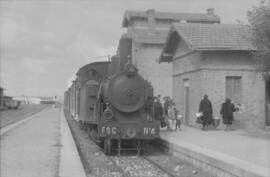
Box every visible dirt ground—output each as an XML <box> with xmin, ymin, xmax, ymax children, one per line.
<box><xmin>0</xmin><ymin>104</ymin><xmax>49</xmax><ymax>128</ymax></box>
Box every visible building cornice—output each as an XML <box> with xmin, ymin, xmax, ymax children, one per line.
<box><xmin>172</xmin><ymin>68</ymin><xmax>256</xmax><ymax>77</ymax></box>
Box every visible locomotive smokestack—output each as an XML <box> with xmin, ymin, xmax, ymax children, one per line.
<box><xmin>109</xmin><ymin>55</ymin><xmax>120</xmax><ymax>75</ymax></box>
<box><xmin>118</xmin><ymin>36</ymin><xmax>132</xmax><ymax>72</ymax></box>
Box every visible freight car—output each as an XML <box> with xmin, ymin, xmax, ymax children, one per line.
<box><xmin>64</xmin><ymin>36</ymin><xmax>160</xmax><ymax>155</ymax></box>
<box><xmin>3</xmin><ymin>96</ymin><xmax>21</xmax><ymax>109</ymax></box>
<box><xmin>0</xmin><ymin>88</ymin><xmax>21</xmax><ymax>110</ymax></box>
<box><xmin>4</xmin><ymin>99</ymin><xmax>21</xmax><ymax>109</ymax></box>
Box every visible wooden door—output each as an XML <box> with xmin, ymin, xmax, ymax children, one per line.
<box><xmin>266</xmin><ymin>81</ymin><xmax>270</xmax><ymax>126</ymax></box>
<box><xmin>85</xmin><ymin>85</ymin><xmax>99</xmax><ymax>122</ymax></box>
<box><xmin>226</xmin><ymin>76</ymin><xmax>242</xmax><ymax>104</ymax></box>
<box><xmin>183</xmin><ymin>80</ymin><xmax>190</xmax><ymax>125</ymax></box>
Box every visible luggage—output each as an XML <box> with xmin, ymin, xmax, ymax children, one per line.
<box><xmin>160</xmin><ymin>117</ymin><xmax>167</xmax><ymax>128</ymax></box>
<box><xmin>213</xmin><ymin>117</ymin><xmax>220</xmax><ymax>127</ymax></box>
<box><xmin>195</xmin><ymin>112</ymin><xmax>203</xmax><ymax>124</ymax></box>
<box><xmin>196</xmin><ymin>117</ymin><xmax>203</xmax><ymax>124</ymax></box>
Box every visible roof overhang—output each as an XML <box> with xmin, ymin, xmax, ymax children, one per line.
<box><xmin>158</xmin><ymin>27</ymin><xmax>186</xmax><ymax>63</ymax></box>
<box><xmin>158</xmin><ymin>24</ymin><xmax>257</xmax><ymax>63</ymax></box>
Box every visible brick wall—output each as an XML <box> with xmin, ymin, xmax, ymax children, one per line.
<box><xmin>132</xmin><ymin>42</ymin><xmax>173</xmax><ymax>98</ymax></box>
<box><xmin>172</xmin><ymin>49</ymin><xmax>202</xmax><ymax>125</ymax></box>
<box><xmin>172</xmin><ymin>51</ymin><xmax>266</xmax><ymax>128</ymax></box>
<box><xmin>202</xmin><ymin>52</ymin><xmax>265</xmax><ymax>128</ymax></box>
<box><xmin>201</xmin><ymin>69</ymin><xmax>265</xmax><ymax>129</ymax></box>
<box><xmin>173</xmin><ymin>71</ymin><xmax>202</xmax><ymax>125</ymax></box>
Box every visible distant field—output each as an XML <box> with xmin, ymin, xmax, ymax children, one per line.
<box><xmin>0</xmin><ymin>104</ymin><xmax>49</xmax><ymax>128</ymax></box>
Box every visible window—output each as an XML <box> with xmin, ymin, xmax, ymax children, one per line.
<box><xmin>225</xmin><ymin>76</ymin><xmax>242</xmax><ymax>104</ymax></box>
<box><xmin>86</xmin><ymin>69</ymin><xmax>97</xmax><ymax>77</ymax></box>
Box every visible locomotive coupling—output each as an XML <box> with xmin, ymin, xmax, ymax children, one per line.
<box><xmin>124</xmin><ymin>127</ymin><xmax>139</xmax><ymax>138</ymax></box>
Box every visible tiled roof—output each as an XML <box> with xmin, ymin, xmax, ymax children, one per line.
<box><xmin>122</xmin><ymin>10</ymin><xmax>220</xmax><ymax>27</ymax></box>
<box><xmin>159</xmin><ymin>23</ymin><xmax>256</xmax><ymax>62</ymax></box>
<box><xmin>172</xmin><ymin>23</ymin><xmax>256</xmax><ymax>51</ymax></box>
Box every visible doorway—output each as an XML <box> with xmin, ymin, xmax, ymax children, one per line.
<box><xmin>183</xmin><ymin>79</ymin><xmax>189</xmax><ymax>125</ymax></box>
<box><xmin>86</xmin><ymin>85</ymin><xmax>99</xmax><ymax>120</ymax></box>
<box><xmin>266</xmin><ymin>80</ymin><xmax>270</xmax><ymax>126</ymax></box>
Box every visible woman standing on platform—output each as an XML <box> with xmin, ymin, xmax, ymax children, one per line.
<box><xmin>220</xmin><ymin>98</ymin><xmax>237</xmax><ymax>131</ymax></box>
<box><xmin>198</xmin><ymin>95</ymin><xmax>213</xmax><ymax>130</ymax></box>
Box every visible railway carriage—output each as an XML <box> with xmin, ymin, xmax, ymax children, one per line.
<box><xmin>64</xmin><ymin>36</ymin><xmax>160</xmax><ymax>155</ymax></box>
<box><xmin>76</xmin><ymin>61</ymin><xmax>110</xmax><ymax>130</ymax></box>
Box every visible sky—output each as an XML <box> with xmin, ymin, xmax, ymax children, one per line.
<box><xmin>0</xmin><ymin>0</ymin><xmax>261</xmax><ymax>98</ymax></box>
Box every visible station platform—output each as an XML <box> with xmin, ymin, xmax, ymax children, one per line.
<box><xmin>59</xmin><ymin>109</ymin><xmax>86</xmax><ymax>177</ymax></box>
<box><xmin>159</xmin><ymin>126</ymin><xmax>270</xmax><ymax>177</ymax></box>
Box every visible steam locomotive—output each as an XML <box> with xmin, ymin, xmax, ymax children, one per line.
<box><xmin>64</xmin><ymin>36</ymin><xmax>160</xmax><ymax>155</ymax></box>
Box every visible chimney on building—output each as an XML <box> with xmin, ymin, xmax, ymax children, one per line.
<box><xmin>206</xmin><ymin>8</ymin><xmax>214</xmax><ymax>15</ymax></box>
<box><xmin>146</xmin><ymin>9</ymin><xmax>155</xmax><ymax>33</ymax></box>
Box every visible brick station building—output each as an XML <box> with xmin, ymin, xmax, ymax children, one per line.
<box><xmin>159</xmin><ymin>23</ymin><xmax>270</xmax><ymax>128</ymax></box>
<box><xmin>121</xmin><ymin>9</ymin><xmax>220</xmax><ymax>98</ymax></box>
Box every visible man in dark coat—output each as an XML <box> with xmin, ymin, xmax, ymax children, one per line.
<box><xmin>153</xmin><ymin>97</ymin><xmax>165</xmax><ymax>127</ymax></box>
<box><xmin>145</xmin><ymin>97</ymin><xmax>155</xmax><ymax>119</ymax></box>
<box><xmin>199</xmin><ymin>95</ymin><xmax>213</xmax><ymax>130</ymax></box>
<box><xmin>220</xmin><ymin>98</ymin><xmax>237</xmax><ymax>131</ymax></box>
<box><xmin>163</xmin><ymin>97</ymin><xmax>170</xmax><ymax>116</ymax></box>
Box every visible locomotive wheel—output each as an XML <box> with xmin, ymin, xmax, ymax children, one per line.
<box><xmin>136</xmin><ymin>140</ymin><xmax>142</xmax><ymax>155</ymax></box>
<box><xmin>104</xmin><ymin>138</ymin><xmax>111</xmax><ymax>155</ymax></box>
<box><xmin>79</xmin><ymin>121</ymin><xmax>83</xmax><ymax>129</ymax></box>
<box><xmin>89</xmin><ymin>129</ymin><xmax>102</xmax><ymax>144</ymax></box>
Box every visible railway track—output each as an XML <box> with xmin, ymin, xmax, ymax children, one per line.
<box><xmin>66</xmin><ymin>112</ymin><xmax>211</xmax><ymax>177</ymax></box>
<box><xmin>97</xmin><ymin>140</ymin><xmax>213</xmax><ymax>177</ymax></box>
<box><xmin>108</xmin><ymin>154</ymin><xmax>172</xmax><ymax>177</ymax></box>
<box><xmin>100</xmin><ymin>142</ymin><xmax>181</xmax><ymax>177</ymax></box>
<box><xmin>142</xmin><ymin>155</ymin><xmax>176</xmax><ymax>177</ymax></box>
<box><xmin>66</xmin><ymin>111</ymin><xmax>173</xmax><ymax>177</ymax></box>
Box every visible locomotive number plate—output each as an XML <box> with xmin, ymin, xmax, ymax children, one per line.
<box><xmin>101</xmin><ymin>126</ymin><xmax>117</xmax><ymax>135</ymax></box>
<box><xmin>143</xmin><ymin>127</ymin><xmax>155</xmax><ymax>135</ymax></box>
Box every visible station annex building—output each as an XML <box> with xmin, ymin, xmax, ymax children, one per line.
<box><xmin>121</xmin><ymin>9</ymin><xmax>220</xmax><ymax>98</ymax></box>
<box><xmin>159</xmin><ymin>23</ymin><xmax>270</xmax><ymax>128</ymax></box>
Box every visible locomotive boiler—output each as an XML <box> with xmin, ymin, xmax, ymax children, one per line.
<box><xmin>64</xmin><ymin>36</ymin><xmax>160</xmax><ymax>155</ymax></box>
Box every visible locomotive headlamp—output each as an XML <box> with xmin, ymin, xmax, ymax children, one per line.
<box><xmin>103</xmin><ymin>106</ymin><xmax>114</xmax><ymax>121</ymax></box>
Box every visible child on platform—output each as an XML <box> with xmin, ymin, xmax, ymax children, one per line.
<box><xmin>168</xmin><ymin>104</ymin><xmax>175</xmax><ymax>131</ymax></box>
<box><xmin>175</xmin><ymin>112</ymin><xmax>182</xmax><ymax>130</ymax></box>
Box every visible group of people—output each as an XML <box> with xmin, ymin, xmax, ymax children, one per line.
<box><xmin>150</xmin><ymin>94</ymin><xmax>238</xmax><ymax>132</ymax></box>
<box><xmin>151</xmin><ymin>95</ymin><xmax>182</xmax><ymax>131</ymax></box>
<box><xmin>198</xmin><ymin>94</ymin><xmax>238</xmax><ymax>131</ymax></box>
